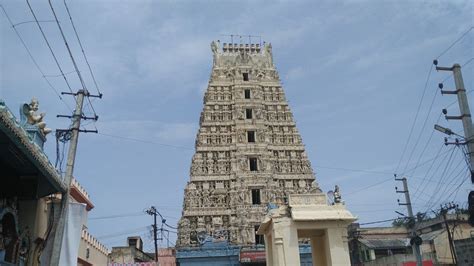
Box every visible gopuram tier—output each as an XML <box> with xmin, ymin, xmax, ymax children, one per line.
<box><xmin>177</xmin><ymin>40</ymin><xmax>321</xmax><ymax>247</ymax></box>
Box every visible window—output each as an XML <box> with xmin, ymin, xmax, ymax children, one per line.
<box><xmin>255</xmin><ymin>225</ymin><xmax>264</xmax><ymax>245</ymax></box>
<box><xmin>252</xmin><ymin>189</ymin><xmax>261</xmax><ymax>205</ymax></box>
<box><xmin>243</xmin><ymin>73</ymin><xmax>249</xmax><ymax>81</ymax></box>
<box><xmin>244</xmin><ymin>89</ymin><xmax>251</xmax><ymax>99</ymax></box>
<box><xmin>246</xmin><ymin>108</ymin><xmax>252</xmax><ymax>119</ymax></box>
<box><xmin>249</xmin><ymin>158</ymin><xmax>258</xmax><ymax>171</ymax></box>
<box><xmin>247</xmin><ymin>131</ymin><xmax>255</xmax><ymax>143</ymax></box>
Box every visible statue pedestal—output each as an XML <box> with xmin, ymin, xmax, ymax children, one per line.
<box><xmin>257</xmin><ymin>193</ymin><xmax>356</xmax><ymax>266</ymax></box>
<box><xmin>23</xmin><ymin>125</ymin><xmax>46</xmax><ymax>149</ymax></box>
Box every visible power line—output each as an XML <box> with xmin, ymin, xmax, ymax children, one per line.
<box><xmin>412</xmin><ymin>143</ymin><xmax>447</xmax><ymax>201</ymax></box>
<box><xmin>401</xmin><ymin>79</ymin><xmax>441</xmax><ymax>175</ymax></box>
<box><xmin>12</xmin><ymin>19</ymin><xmax>55</xmax><ymax>27</ymax></box>
<box><xmin>97</xmin><ymin>132</ymin><xmax>194</xmax><ymax>150</ymax></box>
<box><xmin>164</xmin><ymin>222</ymin><xmax>178</xmax><ymax>230</ymax></box>
<box><xmin>434</xmin><ymin>164</ymin><xmax>469</xmax><ymax>206</ymax></box>
<box><xmin>89</xmin><ymin>212</ymin><xmax>145</xmax><ymax>220</ymax></box>
<box><xmin>0</xmin><ymin>4</ymin><xmax>72</xmax><ymax>112</ymax></box>
<box><xmin>63</xmin><ymin>0</ymin><xmax>101</xmax><ymax>95</ymax></box>
<box><xmin>445</xmin><ymin>170</ymin><xmax>470</xmax><ymax>202</ymax></box>
<box><xmin>422</xmin><ymin>147</ymin><xmax>458</xmax><ymax>212</ymax></box>
<box><xmin>47</xmin><ymin>0</ymin><xmax>87</xmax><ymax>91</ymax></box>
<box><xmin>395</xmin><ymin>64</ymin><xmax>434</xmax><ymax>174</ymax></box>
<box><xmin>436</xmin><ymin>26</ymin><xmax>473</xmax><ymax>60</ymax></box>
<box><xmin>25</xmin><ymin>0</ymin><xmax>74</xmax><ymax>93</ymax></box>
<box><xmin>359</xmin><ymin>218</ymin><xmax>398</xmax><ymax>226</ymax></box>
<box><xmin>345</xmin><ymin>177</ymin><xmax>393</xmax><ymax>197</ymax></box>
<box><xmin>404</xmin><ymin>146</ymin><xmax>453</xmax><ymax>173</ymax></box>
<box><xmin>405</xmin><ymin>113</ymin><xmax>443</xmax><ymax>177</ymax></box>
<box><xmin>345</xmin><ymin>148</ymin><xmax>454</xmax><ymax>197</ymax></box>
<box><xmin>43</xmin><ymin>70</ymin><xmax>77</xmax><ymax>78</ymax></box>
<box><xmin>96</xmin><ymin>226</ymin><xmax>150</xmax><ymax>240</ymax></box>
<box><xmin>313</xmin><ymin>165</ymin><xmax>392</xmax><ymax>175</ymax></box>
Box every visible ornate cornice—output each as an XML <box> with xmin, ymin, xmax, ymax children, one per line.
<box><xmin>0</xmin><ymin>100</ymin><xmax>66</xmax><ymax>193</ymax></box>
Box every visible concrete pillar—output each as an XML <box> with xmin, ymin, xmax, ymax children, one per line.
<box><xmin>310</xmin><ymin>236</ymin><xmax>327</xmax><ymax>266</ymax></box>
<box><xmin>264</xmin><ymin>233</ymin><xmax>274</xmax><ymax>266</ymax></box>
<box><xmin>274</xmin><ymin>237</ymin><xmax>284</xmax><ymax>266</ymax></box>
<box><xmin>325</xmin><ymin>228</ymin><xmax>351</xmax><ymax>266</ymax></box>
<box><xmin>277</xmin><ymin>222</ymin><xmax>300</xmax><ymax>265</ymax></box>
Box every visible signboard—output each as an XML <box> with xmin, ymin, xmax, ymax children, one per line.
<box><xmin>403</xmin><ymin>261</ymin><xmax>433</xmax><ymax>266</ymax></box>
<box><xmin>109</xmin><ymin>263</ymin><xmax>157</xmax><ymax>266</ymax></box>
<box><xmin>240</xmin><ymin>251</ymin><xmax>266</xmax><ymax>263</ymax></box>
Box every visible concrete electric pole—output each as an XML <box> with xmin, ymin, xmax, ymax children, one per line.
<box><xmin>436</xmin><ymin>63</ymin><xmax>474</xmax><ymax>182</ymax></box>
<box><xmin>395</xmin><ymin>175</ymin><xmax>423</xmax><ymax>266</ymax></box>
<box><xmin>50</xmin><ymin>89</ymin><xmax>100</xmax><ymax>265</ymax></box>
<box><xmin>146</xmin><ymin>206</ymin><xmax>164</xmax><ymax>263</ymax></box>
<box><xmin>440</xmin><ymin>202</ymin><xmax>458</xmax><ymax>265</ymax></box>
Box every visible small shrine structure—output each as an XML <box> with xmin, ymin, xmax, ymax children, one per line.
<box><xmin>257</xmin><ymin>192</ymin><xmax>356</xmax><ymax>266</ymax></box>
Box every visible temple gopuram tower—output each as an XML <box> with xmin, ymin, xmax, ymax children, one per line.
<box><xmin>177</xmin><ymin>39</ymin><xmax>320</xmax><ymax>249</ymax></box>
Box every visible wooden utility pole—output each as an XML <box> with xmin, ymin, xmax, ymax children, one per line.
<box><xmin>396</xmin><ymin>176</ymin><xmax>423</xmax><ymax>266</ymax></box>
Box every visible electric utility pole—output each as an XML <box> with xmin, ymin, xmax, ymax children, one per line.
<box><xmin>435</xmin><ymin>62</ymin><xmax>474</xmax><ymax>182</ymax></box>
<box><xmin>50</xmin><ymin>89</ymin><xmax>100</xmax><ymax>266</ymax></box>
<box><xmin>146</xmin><ymin>206</ymin><xmax>163</xmax><ymax>263</ymax></box>
<box><xmin>395</xmin><ymin>175</ymin><xmax>423</xmax><ymax>266</ymax></box>
<box><xmin>440</xmin><ymin>202</ymin><xmax>458</xmax><ymax>265</ymax></box>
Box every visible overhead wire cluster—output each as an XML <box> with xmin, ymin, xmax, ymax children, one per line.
<box><xmin>394</xmin><ymin>27</ymin><xmax>474</xmax><ymax>220</ymax></box>
<box><xmin>2</xmin><ymin>1</ymin><xmax>104</xmax><ymax>175</ymax></box>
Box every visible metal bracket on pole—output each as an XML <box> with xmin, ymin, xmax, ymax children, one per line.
<box><xmin>394</xmin><ymin>176</ymin><xmax>423</xmax><ymax>266</ymax></box>
<box><xmin>61</xmin><ymin>91</ymin><xmax>102</xmax><ymax>98</ymax></box>
<box><xmin>436</xmin><ymin>63</ymin><xmax>474</xmax><ymax>183</ymax></box>
<box><xmin>57</xmin><ymin>114</ymin><xmax>99</xmax><ymax>121</ymax></box>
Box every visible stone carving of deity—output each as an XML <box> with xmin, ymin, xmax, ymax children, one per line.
<box><xmin>237</xmin><ymin>109</ymin><xmax>245</xmax><ymax>120</ymax></box>
<box><xmin>258</xmin><ymin>158</ymin><xmax>265</xmax><ymax>171</ymax></box>
<box><xmin>274</xmin><ymin>161</ymin><xmax>281</xmax><ymax>172</ymax></box>
<box><xmin>253</xmin><ymin>89</ymin><xmax>262</xmax><ymax>99</ymax></box>
<box><xmin>265</xmin><ymin>43</ymin><xmax>273</xmax><ymax>65</ymax></box>
<box><xmin>303</xmin><ymin>161</ymin><xmax>311</xmax><ymax>172</ymax></box>
<box><xmin>26</xmin><ymin>98</ymin><xmax>52</xmax><ymax>135</ymax></box>
<box><xmin>240</xmin><ymin>227</ymin><xmax>252</xmax><ymax>244</ymax></box>
<box><xmin>239</xmin><ymin>158</ymin><xmax>248</xmax><ymax>171</ymax></box>
<box><xmin>334</xmin><ymin>185</ymin><xmax>342</xmax><ymax>204</ymax></box>
<box><xmin>216</xmin><ymin>194</ymin><xmax>226</xmax><ymax>206</ymax></box>
<box><xmin>191</xmin><ymin>163</ymin><xmax>200</xmax><ymax>175</ymax></box>
<box><xmin>298</xmin><ymin>180</ymin><xmax>306</xmax><ymax>189</ymax></box>
<box><xmin>258</xmin><ymin>131</ymin><xmax>265</xmax><ymax>142</ymax></box>
<box><xmin>202</xmin><ymin>190</ymin><xmax>211</xmax><ymax>207</ymax></box>
<box><xmin>211</xmin><ymin>41</ymin><xmax>220</xmax><ymax>66</ymax></box>
<box><xmin>269</xmin><ymin>112</ymin><xmax>276</xmax><ymax>121</ymax></box>
<box><xmin>197</xmin><ymin>217</ymin><xmax>206</xmax><ymax>230</ymax></box>
<box><xmin>238</xmin><ymin>190</ymin><xmax>246</xmax><ymax>204</ymax></box>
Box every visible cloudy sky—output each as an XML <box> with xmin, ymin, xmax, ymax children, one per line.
<box><xmin>1</xmin><ymin>0</ymin><xmax>473</xmax><ymax>251</ymax></box>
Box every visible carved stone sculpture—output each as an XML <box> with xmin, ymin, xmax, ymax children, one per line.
<box><xmin>26</xmin><ymin>98</ymin><xmax>52</xmax><ymax>135</ymax></box>
<box><xmin>334</xmin><ymin>185</ymin><xmax>342</xmax><ymax>204</ymax></box>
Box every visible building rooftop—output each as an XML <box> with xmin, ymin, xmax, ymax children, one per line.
<box><xmin>359</xmin><ymin>238</ymin><xmax>409</xmax><ymax>249</ymax></box>
<box><xmin>0</xmin><ymin>99</ymin><xmax>66</xmax><ymax>196</ymax></box>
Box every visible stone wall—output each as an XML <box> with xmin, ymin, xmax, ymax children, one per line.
<box><xmin>455</xmin><ymin>237</ymin><xmax>474</xmax><ymax>265</ymax></box>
